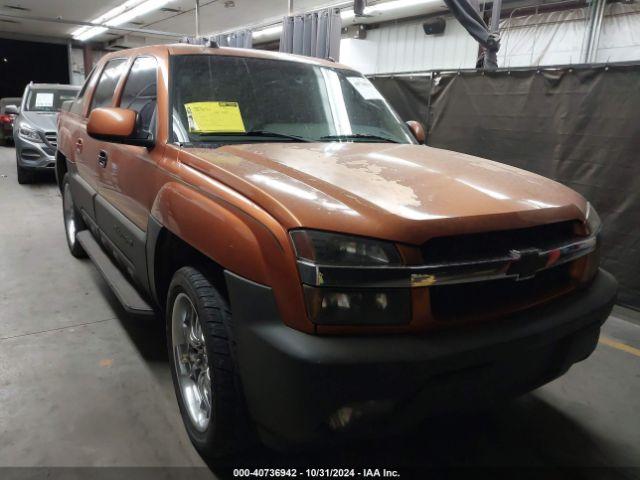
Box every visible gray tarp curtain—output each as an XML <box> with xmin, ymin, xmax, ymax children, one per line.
<box><xmin>370</xmin><ymin>65</ymin><xmax>640</xmax><ymax>309</ymax></box>
<box><xmin>214</xmin><ymin>30</ymin><xmax>253</xmax><ymax>48</ymax></box>
<box><xmin>280</xmin><ymin>8</ymin><xmax>342</xmax><ymax>60</ymax></box>
<box><xmin>443</xmin><ymin>0</ymin><xmax>500</xmax><ymax>68</ymax></box>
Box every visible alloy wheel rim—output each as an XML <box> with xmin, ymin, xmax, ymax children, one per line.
<box><xmin>63</xmin><ymin>183</ymin><xmax>77</xmax><ymax>247</ymax></box>
<box><xmin>171</xmin><ymin>292</ymin><xmax>212</xmax><ymax>432</ymax></box>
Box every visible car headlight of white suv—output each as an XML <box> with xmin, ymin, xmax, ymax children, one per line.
<box><xmin>18</xmin><ymin>124</ymin><xmax>44</xmax><ymax>143</ymax></box>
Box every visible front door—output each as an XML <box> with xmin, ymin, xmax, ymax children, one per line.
<box><xmin>95</xmin><ymin>56</ymin><xmax>160</xmax><ymax>289</ymax></box>
<box><xmin>74</xmin><ymin>58</ymin><xmax>129</xmax><ymax>222</ymax></box>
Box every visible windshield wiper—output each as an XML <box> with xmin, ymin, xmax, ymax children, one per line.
<box><xmin>231</xmin><ymin>130</ymin><xmax>312</xmax><ymax>142</ymax></box>
<box><xmin>319</xmin><ymin>134</ymin><xmax>399</xmax><ymax>143</ymax></box>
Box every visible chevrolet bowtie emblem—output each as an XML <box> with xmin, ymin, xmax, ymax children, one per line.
<box><xmin>508</xmin><ymin>248</ymin><xmax>550</xmax><ymax>280</ymax></box>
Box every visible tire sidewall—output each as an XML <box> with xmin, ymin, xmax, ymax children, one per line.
<box><xmin>166</xmin><ymin>272</ymin><xmax>217</xmax><ymax>450</ymax></box>
<box><xmin>62</xmin><ymin>174</ymin><xmax>86</xmax><ymax>258</ymax></box>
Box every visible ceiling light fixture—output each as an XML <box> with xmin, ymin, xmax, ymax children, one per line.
<box><xmin>72</xmin><ymin>0</ymin><xmax>174</xmax><ymax>42</ymax></box>
<box><xmin>340</xmin><ymin>0</ymin><xmax>440</xmax><ymax>22</ymax></box>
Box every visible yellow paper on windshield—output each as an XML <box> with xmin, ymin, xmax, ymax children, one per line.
<box><xmin>184</xmin><ymin>101</ymin><xmax>246</xmax><ymax>134</ymax></box>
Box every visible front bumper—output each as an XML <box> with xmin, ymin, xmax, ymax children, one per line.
<box><xmin>14</xmin><ymin>135</ymin><xmax>56</xmax><ymax>169</ymax></box>
<box><xmin>225</xmin><ymin>269</ymin><xmax>617</xmax><ymax>448</ymax></box>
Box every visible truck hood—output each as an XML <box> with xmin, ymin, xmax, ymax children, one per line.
<box><xmin>18</xmin><ymin>111</ymin><xmax>58</xmax><ymax>132</ymax></box>
<box><xmin>184</xmin><ymin>143</ymin><xmax>587</xmax><ymax>244</ymax></box>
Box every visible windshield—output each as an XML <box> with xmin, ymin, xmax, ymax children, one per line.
<box><xmin>170</xmin><ymin>55</ymin><xmax>414</xmax><ymax>145</ymax></box>
<box><xmin>24</xmin><ymin>88</ymin><xmax>79</xmax><ymax>112</ymax></box>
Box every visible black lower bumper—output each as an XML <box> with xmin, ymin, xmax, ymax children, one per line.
<box><xmin>225</xmin><ymin>269</ymin><xmax>617</xmax><ymax>448</ymax></box>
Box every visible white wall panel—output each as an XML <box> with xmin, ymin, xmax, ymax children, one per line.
<box><xmin>498</xmin><ymin>3</ymin><xmax>640</xmax><ymax>67</ymax></box>
<box><xmin>595</xmin><ymin>3</ymin><xmax>640</xmax><ymax>63</ymax></box>
<box><xmin>340</xmin><ymin>2</ymin><xmax>640</xmax><ymax>75</ymax></box>
<box><xmin>340</xmin><ymin>39</ymin><xmax>380</xmax><ymax>74</ymax></box>
<box><xmin>363</xmin><ymin>17</ymin><xmax>478</xmax><ymax>74</ymax></box>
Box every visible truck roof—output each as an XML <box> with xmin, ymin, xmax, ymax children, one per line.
<box><xmin>99</xmin><ymin>43</ymin><xmax>356</xmax><ymax>72</ymax></box>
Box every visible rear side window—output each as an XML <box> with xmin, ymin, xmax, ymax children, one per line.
<box><xmin>119</xmin><ymin>56</ymin><xmax>158</xmax><ymax>140</ymax></box>
<box><xmin>90</xmin><ymin>58</ymin><xmax>128</xmax><ymax>111</ymax></box>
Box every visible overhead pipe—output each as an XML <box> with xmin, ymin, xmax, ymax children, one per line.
<box><xmin>489</xmin><ymin>0</ymin><xmax>503</xmax><ymax>32</ymax></box>
<box><xmin>195</xmin><ymin>0</ymin><xmax>201</xmax><ymax>37</ymax></box>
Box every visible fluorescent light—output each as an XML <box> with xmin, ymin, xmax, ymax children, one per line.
<box><xmin>339</xmin><ymin>0</ymin><xmax>440</xmax><ymax>22</ymax></box>
<box><xmin>75</xmin><ymin>27</ymin><xmax>108</xmax><ymax>42</ymax></box>
<box><xmin>72</xmin><ymin>0</ymin><xmax>173</xmax><ymax>41</ymax></box>
<box><xmin>252</xmin><ymin>25</ymin><xmax>283</xmax><ymax>39</ymax></box>
<box><xmin>106</xmin><ymin>0</ymin><xmax>174</xmax><ymax>27</ymax></box>
<box><xmin>71</xmin><ymin>0</ymin><xmax>142</xmax><ymax>37</ymax></box>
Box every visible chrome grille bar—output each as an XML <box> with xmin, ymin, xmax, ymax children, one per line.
<box><xmin>298</xmin><ymin>235</ymin><xmax>598</xmax><ymax>288</ymax></box>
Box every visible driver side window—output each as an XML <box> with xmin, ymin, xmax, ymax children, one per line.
<box><xmin>119</xmin><ymin>56</ymin><xmax>158</xmax><ymax>140</ymax></box>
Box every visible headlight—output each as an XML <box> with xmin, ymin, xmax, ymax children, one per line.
<box><xmin>303</xmin><ymin>286</ymin><xmax>411</xmax><ymax>325</ymax></box>
<box><xmin>585</xmin><ymin>202</ymin><xmax>602</xmax><ymax>236</ymax></box>
<box><xmin>19</xmin><ymin>125</ymin><xmax>43</xmax><ymax>143</ymax></box>
<box><xmin>291</xmin><ymin>230</ymin><xmax>410</xmax><ymax>326</ymax></box>
<box><xmin>290</xmin><ymin>229</ymin><xmax>402</xmax><ymax>266</ymax></box>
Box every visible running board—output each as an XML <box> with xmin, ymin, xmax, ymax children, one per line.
<box><xmin>77</xmin><ymin>230</ymin><xmax>154</xmax><ymax>316</ymax></box>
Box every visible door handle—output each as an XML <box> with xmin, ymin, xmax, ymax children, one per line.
<box><xmin>75</xmin><ymin>139</ymin><xmax>83</xmax><ymax>153</ymax></box>
<box><xmin>98</xmin><ymin>150</ymin><xmax>108</xmax><ymax>168</ymax></box>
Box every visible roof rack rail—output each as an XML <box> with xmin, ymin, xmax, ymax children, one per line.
<box><xmin>180</xmin><ymin>36</ymin><xmax>219</xmax><ymax>48</ymax></box>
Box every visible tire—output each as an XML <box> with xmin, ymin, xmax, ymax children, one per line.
<box><xmin>167</xmin><ymin>266</ymin><xmax>252</xmax><ymax>460</ymax></box>
<box><xmin>16</xmin><ymin>162</ymin><xmax>33</xmax><ymax>184</ymax></box>
<box><xmin>61</xmin><ymin>174</ymin><xmax>87</xmax><ymax>258</ymax></box>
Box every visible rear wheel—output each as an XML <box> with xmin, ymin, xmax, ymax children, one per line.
<box><xmin>62</xmin><ymin>174</ymin><xmax>87</xmax><ymax>258</ymax></box>
<box><xmin>167</xmin><ymin>267</ymin><xmax>252</xmax><ymax>460</ymax></box>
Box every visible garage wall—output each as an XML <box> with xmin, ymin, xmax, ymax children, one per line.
<box><xmin>341</xmin><ymin>16</ymin><xmax>478</xmax><ymax>75</ymax></box>
<box><xmin>340</xmin><ymin>2</ymin><xmax>640</xmax><ymax>75</ymax></box>
<box><xmin>498</xmin><ymin>2</ymin><xmax>640</xmax><ymax>67</ymax></box>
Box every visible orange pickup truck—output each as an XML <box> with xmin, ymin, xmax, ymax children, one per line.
<box><xmin>56</xmin><ymin>43</ymin><xmax>617</xmax><ymax>458</ymax></box>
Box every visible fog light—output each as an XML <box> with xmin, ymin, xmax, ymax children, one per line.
<box><xmin>329</xmin><ymin>407</ymin><xmax>354</xmax><ymax>430</ymax></box>
<box><xmin>304</xmin><ymin>286</ymin><xmax>411</xmax><ymax>325</ymax></box>
<box><xmin>328</xmin><ymin>400</ymin><xmax>395</xmax><ymax>431</ymax></box>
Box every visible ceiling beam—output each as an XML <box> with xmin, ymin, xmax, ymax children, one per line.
<box><xmin>0</xmin><ymin>12</ymin><xmax>186</xmax><ymax>39</ymax></box>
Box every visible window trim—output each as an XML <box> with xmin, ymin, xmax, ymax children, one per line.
<box><xmin>88</xmin><ymin>57</ymin><xmax>129</xmax><ymax>113</ymax></box>
<box><xmin>117</xmin><ymin>55</ymin><xmax>159</xmax><ymax>142</ymax></box>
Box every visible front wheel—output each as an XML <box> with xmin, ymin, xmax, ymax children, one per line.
<box><xmin>62</xmin><ymin>174</ymin><xmax>87</xmax><ymax>258</ymax></box>
<box><xmin>16</xmin><ymin>163</ymin><xmax>33</xmax><ymax>184</ymax></box>
<box><xmin>167</xmin><ymin>267</ymin><xmax>252</xmax><ymax>460</ymax></box>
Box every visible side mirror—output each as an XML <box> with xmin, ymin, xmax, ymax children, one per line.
<box><xmin>87</xmin><ymin>107</ymin><xmax>154</xmax><ymax>148</ymax></box>
<box><xmin>406</xmin><ymin>120</ymin><xmax>426</xmax><ymax>144</ymax></box>
<box><xmin>5</xmin><ymin>105</ymin><xmax>19</xmax><ymax>115</ymax></box>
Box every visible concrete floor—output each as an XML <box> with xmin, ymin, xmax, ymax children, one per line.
<box><xmin>0</xmin><ymin>145</ymin><xmax>639</xmax><ymax>477</ymax></box>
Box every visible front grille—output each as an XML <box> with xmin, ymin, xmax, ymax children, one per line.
<box><xmin>430</xmin><ymin>262</ymin><xmax>577</xmax><ymax>323</ymax></box>
<box><xmin>422</xmin><ymin>221</ymin><xmax>581</xmax><ymax>263</ymax></box>
<box><xmin>44</xmin><ymin>131</ymin><xmax>57</xmax><ymax>147</ymax></box>
<box><xmin>423</xmin><ymin>221</ymin><xmax>585</xmax><ymax>324</ymax></box>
